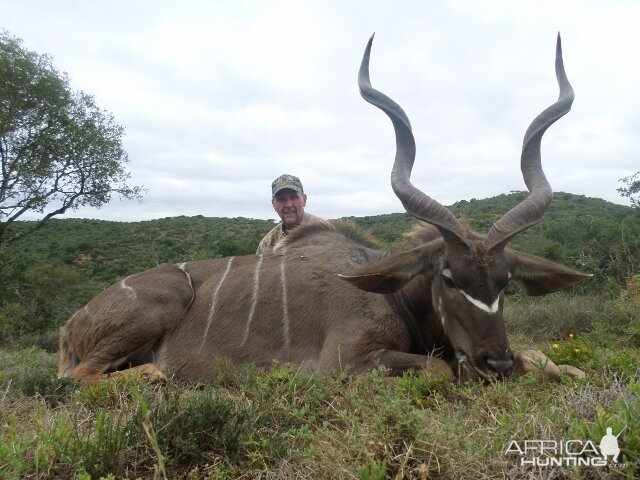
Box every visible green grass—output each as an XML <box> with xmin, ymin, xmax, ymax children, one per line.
<box><xmin>1</xmin><ymin>289</ymin><xmax>639</xmax><ymax>479</ymax></box>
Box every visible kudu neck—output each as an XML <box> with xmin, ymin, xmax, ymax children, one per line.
<box><xmin>390</xmin><ymin>274</ymin><xmax>453</xmax><ymax>358</ymax></box>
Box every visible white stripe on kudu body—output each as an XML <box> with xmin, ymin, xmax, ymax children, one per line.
<box><xmin>242</xmin><ymin>254</ymin><xmax>263</xmax><ymax>346</ymax></box>
<box><xmin>120</xmin><ymin>277</ymin><xmax>137</xmax><ymax>299</ymax></box>
<box><xmin>199</xmin><ymin>256</ymin><xmax>235</xmax><ymax>351</ymax></box>
<box><xmin>280</xmin><ymin>257</ymin><xmax>290</xmax><ymax>355</ymax></box>
<box><xmin>177</xmin><ymin>262</ymin><xmax>195</xmax><ymax>308</ymax></box>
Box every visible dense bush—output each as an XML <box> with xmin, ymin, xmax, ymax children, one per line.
<box><xmin>0</xmin><ymin>193</ymin><xmax>638</xmax><ymax>347</ymax></box>
<box><xmin>0</xmin><ymin>216</ymin><xmax>275</xmax><ymax>345</ymax></box>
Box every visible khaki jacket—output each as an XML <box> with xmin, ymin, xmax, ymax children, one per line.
<box><xmin>256</xmin><ymin>212</ymin><xmax>324</xmax><ymax>254</ymax></box>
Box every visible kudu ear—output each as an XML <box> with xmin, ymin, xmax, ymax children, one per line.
<box><xmin>505</xmin><ymin>249</ymin><xmax>591</xmax><ymax>296</ymax></box>
<box><xmin>338</xmin><ymin>240</ymin><xmax>443</xmax><ymax>294</ymax></box>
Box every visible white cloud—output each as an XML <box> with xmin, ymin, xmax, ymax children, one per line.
<box><xmin>3</xmin><ymin>0</ymin><xmax>639</xmax><ymax>223</ymax></box>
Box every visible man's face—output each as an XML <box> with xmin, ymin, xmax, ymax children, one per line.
<box><xmin>272</xmin><ymin>189</ymin><xmax>307</xmax><ymax>228</ymax></box>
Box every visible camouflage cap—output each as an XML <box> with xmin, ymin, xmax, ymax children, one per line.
<box><xmin>271</xmin><ymin>174</ymin><xmax>304</xmax><ymax>196</ymax></box>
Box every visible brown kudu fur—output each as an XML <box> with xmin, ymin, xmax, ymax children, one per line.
<box><xmin>58</xmin><ymin>35</ymin><xmax>590</xmax><ymax>383</ymax></box>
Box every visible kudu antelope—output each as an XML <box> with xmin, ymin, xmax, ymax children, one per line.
<box><xmin>59</xmin><ymin>34</ymin><xmax>589</xmax><ymax>383</ymax></box>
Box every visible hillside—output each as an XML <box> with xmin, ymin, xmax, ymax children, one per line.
<box><xmin>3</xmin><ymin>192</ymin><xmax>639</xmax><ymax>286</ymax></box>
<box><xmin>3</xmin><ymin>216</ymin><xmax>276</xmax><ymax>285</ymax></box>
<box><xmin>344</xmin><ymin>192</ymin><xmax>639</xmax><ymax>285</ymax></box>
<box><xmin>0</xmin><ymin>192</ymin><xmax>638</xmax><ymax>342</ymax></box>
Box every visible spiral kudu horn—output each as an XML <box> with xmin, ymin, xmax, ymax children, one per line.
<box><xmin>358</xmin><ymin>34</ymin><xmax>574</xmax><ymax>253</ymax></box>
<box><xmin>483</xmin><ymin>33</ymin><xmax>574</xmax><ymax>252</ymax></box>
<box><xmin>358</xmin><ymin>34</ymin><xmax>469</xmax><ymax>248</ymax></box>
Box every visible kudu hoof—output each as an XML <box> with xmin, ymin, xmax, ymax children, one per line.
<box><xmin>514</xmin><ymin>350</ymin><xmax>585</xmax><ymax>381</ymax></box>
<box><xmin>131</xmin><ymin>364</ymin><xmax>168</xmax><ymax>383</ymax></box>
<box><xmin>514</xmin><ymin>350</ymin><xmax>561</xmax><ymax>379</ymax></box>
<box><xmin>556</xmin><ymin>364</ymin><xmax>586</xmax><ymax>379</ymax></box>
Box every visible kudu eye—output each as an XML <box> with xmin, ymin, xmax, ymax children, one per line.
<box><xmin>441</xmin><ymin>270</ymin><xmax>457</xmax><ymax>289</ymax></box>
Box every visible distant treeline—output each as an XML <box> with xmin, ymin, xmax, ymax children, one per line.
<box><xmin>349</xmin><ymin>192</ymin><xmax>639</xmax><ymax>288</ymax></box>
<box><xmin>0</xmin><ymin>192</ymin><xmax>638</xmax><ymax>343</ymax></box>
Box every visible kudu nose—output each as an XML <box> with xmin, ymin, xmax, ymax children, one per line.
<box><xmin>486</xmin><ymin>358</ymin><xmax>513</xmax><ymax>374</ymax></box>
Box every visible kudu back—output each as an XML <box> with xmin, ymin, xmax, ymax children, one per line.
<box><xmin>59</xmin><ymin>35</ymin><xmax>589</xmax><ymax>383</ymax></box>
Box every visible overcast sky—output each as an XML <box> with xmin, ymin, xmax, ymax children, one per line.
<box><xmin>3</xmin><ymin>0</ymin><xmax>639</xmax><ymax>222</ymax></box>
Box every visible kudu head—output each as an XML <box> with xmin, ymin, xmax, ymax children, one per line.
<box><xmin>340</xmin><ymin>34</ymin><xmax>590</xmax><ymax>379</ymax></box>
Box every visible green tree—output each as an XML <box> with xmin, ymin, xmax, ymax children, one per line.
<box><xmin>0</xmin><ymin>31</ymin><xmax>142</xmax><ymax>252</ymax></box>
<box><xmin>618</xmin><ymin>171</ymin><xmax>640</xmax><ymax>209</ymax></box>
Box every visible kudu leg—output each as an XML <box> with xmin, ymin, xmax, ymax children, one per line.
<box><xmin>514</xmin><ymin>350</ymin><xmax>585</xmax><ymax>380</ymax></box>
<box><xmin>367</xmin><ymin>349</ymin><xmax>454</xmax><ymax>380</ymax></box>
<box><xmin>71</xmin><ymin>362</ymin><xmax>167</xmax><ymax>384</ymax></box>
<box><xmin>58</xmin><ymin>263</ymin><xmax>194</xmax><ymax>383</ymax></box>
